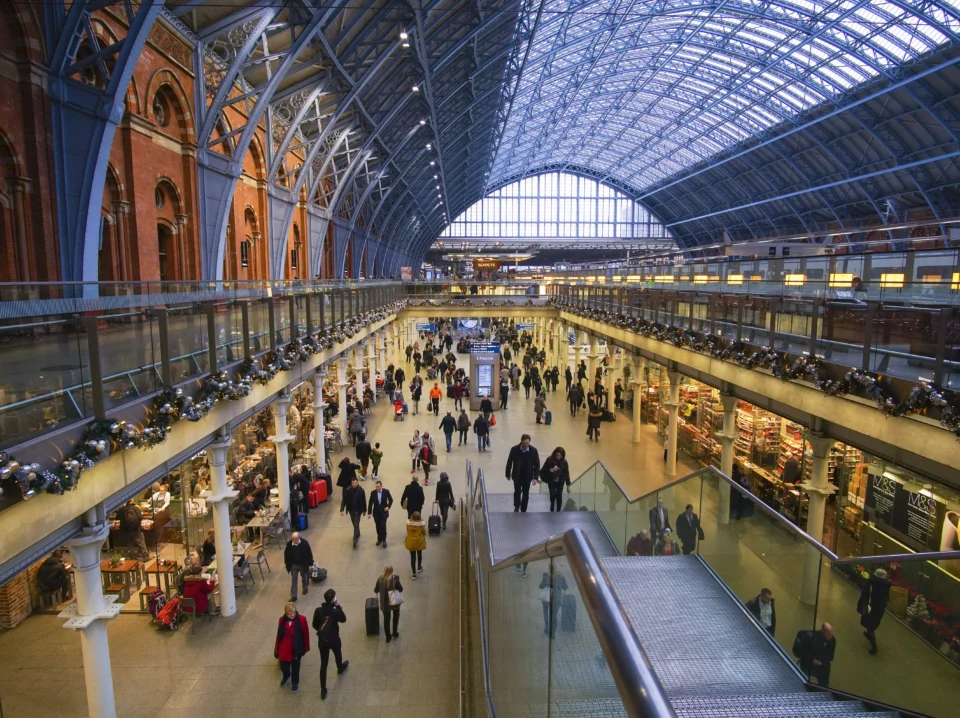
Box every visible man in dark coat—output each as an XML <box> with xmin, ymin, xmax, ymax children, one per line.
<box><xmin>355</xmin><ymin>437</ymin><xmax>372</xmax><ymax>478</ymax></box>
<box><xmin>505</xmin><ymin>434</ymin><xmax>541</xmax><ymax>513</ymax></box>
<box><xmin>400</xmin><ymin>476</ymin><xmax>425</xmax><ymax>518</ymax></box>
<box><xmin>479</xmin><ymin>394</ymin><xmax>493</xmax><ymax>421</ymax></box>
<box><xmin>648</xmin><ymin>496</ymin><xmax>671</xmax><ymax>540</ymax></box>
<box><xmin>284</xmin><ymin>532</ymin><xmax>314</xmax><ymax>601</ymax></box>
<box><xmin>473</xmin><ymin>414</ymin><xmax>489</xmax><ymax>451</ymax></box>
<box><xmin>312</xmin><ymin>588</ymin><xmax>349</xmax><ymax>700</ymax></box>
<box><xmin>339</xmin><ymin>477</ymin><xmax>367</xmax><ymax>549</ymax></box>
<box><xmin>439</xmin><ymin>410</ymin><xmax>457</xmax><ymax>452</ymax></box>
<box><xmin>367</xmin><ymin>479</ymin><xmax>393</xmax><ymax>547</ymax></box>
<box><xmin>675</xmin><ymin>504</ymin><xmax>703</xmax><ymax>555</ymax></box>
<box><xmin>799</xmin><ymin>623</ymin><xmax>836</xmax><ymax>686</ymax></box>
<box><xmin>858</xmin><ymin>568</ymin><xmax>891</xmax><ymax>654</ymax></box>
<box><xmin>746</xmin><ymin>588</ymin><xmax>776</xmax><ymax>635</ymax></box>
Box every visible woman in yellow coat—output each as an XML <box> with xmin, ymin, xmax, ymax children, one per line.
<box><xmin>405</xmin><ymin>511</ymin><xmax>427</xmax><ymax>579</ymax></box>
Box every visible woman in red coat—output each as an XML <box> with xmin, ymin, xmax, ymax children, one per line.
<box><xmin>274</xmin><ymin>601</ymin><xmax>310</xmax><ymax>693</ymax></box>
<box><xmin>182</xmin><ymin>566</ymin><xmax>215</xmax><ymax>615</ymax></box>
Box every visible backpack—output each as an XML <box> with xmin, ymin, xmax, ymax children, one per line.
<box><xmin>792</xmin><ymin>630</ymin><xmax>813</xmax><ymax>659</ymax></box>
<box><xmin>120</xmin><ymin>505</ymin><xmax>140</xmax><ymax>532</ymax></box>
<box><xmin>318</xmin><ymin>608</ymin><xmax>337</xmax><ymax>643</ymax></box>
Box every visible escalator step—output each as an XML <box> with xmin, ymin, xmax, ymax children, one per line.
<box><xmin>672</xmin><ymin>693</ymin><xmax>881</xmax><ymax>717</ymax></box>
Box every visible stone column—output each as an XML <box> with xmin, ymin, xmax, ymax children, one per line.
<box><xmin>586</xmin><ymin>334</ymin><xmax>599</xmax><ymax>387</ymax></box>
<box><xmin>337</xmin><ymin>356</ymin><xmax>349</xmax><ymax>443</ymax></box>
<box><xmin>355</xmin><ymin>342</ymin><xmax>366</xmax><ymax>404</ymax></box>
<box><xmin>715</xmin><ymin>393</ymin><xmax>739</xmax><ymax>525</ymax></box>
<box><xmin>664</xmin><ymin>370</ymin><xmax>681</xmax><ymax>477</ymax></box>
<box><xmin>112</xmin><ymin>200</ymin><xmax>130</xmax><ymax>281</ymax></box>
<box><xmin>800</xmin><ymin>434</ymin><xmax>837</xmax><ymax>605</ymax></box>
<box><xmin>205</xmin><ymin>437</ymin><xmax>239</xmax><ymax>616</ymax></box>
<box><xmin>367</xmin><ymin>338</ymin><xmax>378</xmax><ymax>402</ymax></box>
<box><xmin>313</xmin><ymin>369</ymin><xmax>328</xmax><ymax>471</ymax></box>
<box><xmin>268</xmin><ymin>391</ymin><xmax>295</xmax><ymax>520</ymax></box>
<box><xmin>63</xmin><ymin>521</ymin><xmax>121</xmax><ymax>718</ymax></box>
<box><xmin>574</xmin><ymin>331</ymin><xmax>583</xmax><ymax>377</ymax></box>
<box><xmin>630</xmin><ymin>356</ymin><xmax>643</xmax><ymax>443</ymax></box>
<box><xmin>10</xmin><ymin>177</ymin><xmax>32</xmax><ymax>282</ymax></box>
<box><xmin>175</xmin><ymin>213</ymin><xmax>189</xmax><ymax>280</ymax></box>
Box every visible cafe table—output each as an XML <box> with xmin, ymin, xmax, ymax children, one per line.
<box><xmin>100</xmin><ymin>559</ymin><xmax>141</xmax><ymax>603</ymax></box>
<box><xmin>143</xmin><ymin>559</ymin><xmax>179</xmax><ymax>596</ymax></box>
<box><xmin>245</xmin><ymin>507</ymin><xmax>280</xmax><ymax>548</ymax></box>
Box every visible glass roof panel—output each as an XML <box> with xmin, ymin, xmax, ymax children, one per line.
<box><xmin>488</xmin><ymin>0</ymin><xmax>960</xmax><ymax>194</ymax></box>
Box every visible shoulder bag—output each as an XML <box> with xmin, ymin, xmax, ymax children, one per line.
<box><xmin>388</xmin><ymin>576</ymin><xmax>405</xmax><ymax>607</ymax></box>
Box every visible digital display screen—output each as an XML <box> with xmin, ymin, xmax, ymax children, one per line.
<box><xmin>476</xmin><ymin>364</ymin><xmax>493</xmax><ymax>397</ymax></box>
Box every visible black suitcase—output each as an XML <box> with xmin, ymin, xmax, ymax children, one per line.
<box><xmin>601</xmin><ymin>410</ymin><xmax>617</xmax><ymax>422</ymax></box>
<box><xmin>428</xmin><ymin>502</ymin><xmax>442</xmax><ymax>535</ymax></box>
<box><xmin>314</xmin><ymin>470</ymin><xmax>333</xmax><ymax>496</ymax></box>
<box><xmin>561</xmin><ymin>594</ymin><xmax>577</xmax><ymax>631</ymax></box>
<box><xmin>365</xmin><ymin>597</ymin><xmax>380</xmax><ymax>636</ymax></box>
<box><xmin>447</xmin><ymin>384</ymin><xmax>455</xmax><ymax>398</ymax></box>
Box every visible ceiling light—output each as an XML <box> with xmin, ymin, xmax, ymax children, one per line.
<box><xmin>402</xmin><ymin>41</ymin><xmax>410</xmax><ymax>48</ymax></box>
<box><xmin>436</xmin><ymin>185</ymin><xmax>440</xmax><ymax>189</ymax></box>
<box><xmin>419</xmin><ymin>119</ymin><xmax>426</xmax><ymax>125</ymax></box>
<box><xmin>430</xmin><ymin>161</ymin><xmax>435</xmax><ymax>166</ymax></box>
<box><xmin>426</xmin><ymin>143</ymin><xmax>432</xmax><ymax>150</ymax></box>
<box><xmin>433</xmin><ymin>174</ymin><xmax>438</xmax><ymax>179</ymax></box>
<box><xmin>400</xmin><ymin>30</ymin><xmax>408</xmax><ymax>40</ymax></box>
<box><xmin>411</xmin><ymin>85</ymin><xmax>419</xmax><ymax>92</ymax></box>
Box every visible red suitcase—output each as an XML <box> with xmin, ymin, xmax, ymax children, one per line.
<box><xmin>314</xmin><ymin>481</ymin><xmax>328</xmax><ymax>503</ymax></box>
<box><xmin>308</xmin><ymin>490</ymin><xmax>319</xmax><ymax>508</ymax></box>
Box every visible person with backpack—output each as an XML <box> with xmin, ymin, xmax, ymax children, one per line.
<box><xmin>275</xmin><ymin>601</ymin><xmax>310</xmax><ymax>693</ymax></box>
<box><xmin>435</xmin><ymin>471</ymin><xmax>455</xmax><ymax>530</ymax></box>
<box><xmin>370</xmin><ymin>442</ymin><xmax>384</xmax><ymax>480</ymax></box>
<box><xmin>457</xmin><ymin>410</ymin><xmax>471</xmax><ymax>446</ymax></box>
<box><xmin>405</xmin><ymin>511</ymin><xmax>427</xmax><ymax>579</ymax></box>
<box><xmin>400</xmin><ymin>475</ymin><xmax>425</xmax><ymax>519</ymax></box>
<box><xmin>795</xmin><ymin>622</ymin><xmax>836</xmax><ymax>686</ymax></box>
<box><xmin>312</xmin><ymin>589</ymin><xmax>349</xmax><ymax>700</ymax></box>
<box><xmin>120</xmin><ymin>500</ymin><xmax>149</xmax><ymax>559</ymax></box>
<box><xmin>374</xmin><ymin>564</ymin><xmax>404</xmax><ymax>643</ymax></box>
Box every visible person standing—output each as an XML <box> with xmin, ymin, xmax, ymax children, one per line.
<box><xmin>435</xmin><ymin>471</ymin><xmax>455</xmax><ymax>529</ymax></box>
<box><xmin>410</xmin><ymin>379</ymin><xmax>422</xmax><ymax>415</ymax></box>
<box><xmin>120</xmin><ymin>499</ymin><xmax>149</xmax><ymax>560</ymax></box>
<box><xmin>409</xmin><ymin>430</ymin><xmax>423</xmax><ymax>473</ymax></box>
<box><xmin>655</xmin><ymin>528</ymin><xmax>681</xmax><ymax>555</ymax></box>
<box><xmin>564</xmin><ymin>366</ymin><xmax>572</xmax><ymax>393</ymax></box>
<box><xmin>538</xmin><ymin>570</ymin><xmax>568</xmax><ymax>637</ymax></box>
<box><xmin>511</xmin><ymin>363</ymin><xmax>521</xmax><ymax>390</ymax></box>
<box><xmin>539</xmin><ymin>447</ymin><xmax>571</xmax><ymax>512</ymax></box>
<box><xmin>370</xmin><ymin>442</ymin><xmax>384</xmax><ymax>480</ymax></box>
<box><xmin>473</xmin><ymin>413</ymin><xmax>489</xmax><ymax>452</ymax></box>
<box><xmin>746</xmin><ymin>588</ymin><xmax>776</xmax><ymax>636</ymax></box>
<box><xmin>340</xmin><ymin>477</ymin><xmax>367</xmax><ymax>549</ymax></box>
<box><xmin>505</xmin><ymin>434</ymin><xmax>541</xmax><ymax>513</ymax></box>
<box><xmin>367</xmin><ymin>480</ymin><xmax>393</xmax><ymax>547</ymax></box>
<box><xmin>429</xmin><ymin>382</ymin><xmax>443</xmax><ymax>416</ymax></box>
<box><xmin>405</xmin><ymin>344</ymin><xmax>413</xmax><ymax>363</ymax></box>
<box><xmin>355</xmin><ymin>436</ymin><xmax>372</xmax><ymax>479</ymax></box>
<box><xmin>284</xmin><ymin>532</ymin><xmax>314</xmax><ymax>602</ymax></box>
<box><xmin>499</xmin><ymin>380</ymin><xmax>509</xmax><ymax>410</ymax></box>
<box><xmin>675</xmin><ymin>504</ymin><xmax>703</xmax><ymax>555</ymax></box>
<box><xmin>457</xmin><ymin>409</ymin><xmax>471</xmax><ymax>446</ymax></box>
<box><xmin>375</xmin><ymin>564</ymin><xmax>403</xmax><ymax>643</ymax></box>
<box><xmin>799</xmin><ymin>623</ymin><xmax>836</xmax><ymax>686</ymax></box>
<box><xmin>401</xmin><ymin>475</ymin><xmax>425</xmax><ymax>519</ymax></box>
<box><xmin>649</xmin><ymin>497</ymin><xmax>671</xmax><ymax>540</ymax></box>
<box><xmin>858</xmin><ymin>568</ymin><xmax>891</xmax><ymax>654</ymax></box>
<box><xmin>312</xmin><ymin>589</ymin><xmax>349</xmax><ymax>700</ymax></box>
<box><xmin>275</xmin><ymin>601</ymin><xmax>310</xmax><ymax>693</ymax></box>
<box><xmin>614</xmin><ymin>379</ymin><xmax>624</xmax><ymax>410</ymax></box>
<box><xmin>534</xmin><ymin>392</ymin><xmax>547</xmax><ymax>424</ymax></box>
<box><xmin>453</xmin><ymin>381</ymin><xmax>464</xmax><ymax>411</ymax></box>
<box><xmin>587</xmin><ymin>402</ymin><xmax>603</xmax><ymax>441</ymax></box>
<box><xmin>405</xmin><ymin>511</ymin><xmax>427</xmax><ymax>579</ymax></box>
<box><xmin>439</xmin><ymin>410</ymin><xmax>457</xmax><ymax>452</ymax></box>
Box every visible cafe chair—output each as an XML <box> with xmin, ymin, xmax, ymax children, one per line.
<box><xmin>38</xmin><ymin>588</ymin><xmax>63</xmax><ymax>610</ymax></box>
<box><xmin>233</xmin><ymin>563</ymin><xmax>253</xmax><ymax>593</ymax></box>
<box><xmin>253</xmin><ymin>549</ymin><xmax>270</xmax><ymax>581</ymax></box>
<box><xmin>263</xmin><ymin>523</ymin><xmax>287</xmax><ymax>550</ymax></box>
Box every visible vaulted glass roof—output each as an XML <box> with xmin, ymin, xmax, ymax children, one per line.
<box><xmin>487</xmin><ymin>0</ymin><xmax>960</xmax><ymax>195</ymax></box>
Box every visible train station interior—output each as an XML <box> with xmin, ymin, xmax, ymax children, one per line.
<box><xmin>0</xmin><ymin>1</ymin><xmax>959</xmax><ymax>716</ymax></box>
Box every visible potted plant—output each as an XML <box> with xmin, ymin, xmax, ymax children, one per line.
<box><xmin>109</xmin><ymin>552</ymin><xmax>121</xmax><ymax>568</ymax></box>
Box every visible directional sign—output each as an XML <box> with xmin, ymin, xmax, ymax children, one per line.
<box><xmin>516</xmin><ymin>323</ymin><xmax>535</xmax><ymax>330</ymax></box>
<box><xmin>470</xmin><ymin>341</ymin><xmax>501</xmax><ymax>354</ymax></box>
<box><xmin>416</xmin><ymin>323</ymin><xmax>436</xmax><ymax>332</ymax></box>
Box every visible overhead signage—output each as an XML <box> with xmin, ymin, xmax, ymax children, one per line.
<box><xmin>416</xmin><ymin>323</ymin><xmax>436</xmax><ymax>332</ymax></box>
<box><xmin>864</xmin><ymin>472</ymin><xmax>949</xmax><ymax>551</ymax></box>
<box><xmin>516</xmin><ymin>323</ymin><xmax>535</xmax><ymax>330</ymax></box>
<box><xmin>474</xmin><ymin>260</ymin><xmax>499</xmax><ymax>270</ymax></box>
<box><xmin>470</xmin><ymin>341</ymin><xmax>501</xmax><ymax>354</ymax></box>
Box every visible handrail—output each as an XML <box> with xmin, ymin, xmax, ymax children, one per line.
<box><xmin>587</xmin><ymin>461</ymin><xmax>960</xmax><ymax>566</ymax></box>
<box><xmin>476</xmin><ymin>468</ymin><xmax>496</xmax><ymax>567</ymax></box>
<box><xmin>489</xmin><ymin>528</ymin><xmax>677</xmax><ymax>718</ymax></box>
<box><xmin>458</xmin><ymin>496</ymin><xmax>465</xmax><ymax>718</ymax></box>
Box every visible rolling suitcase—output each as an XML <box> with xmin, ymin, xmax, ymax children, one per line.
<box><xmin>402</xmin><ymin>402</ymin><xmax>409</xmax><ymax>414</ymax></box>
<box><xmin>561</xmin><ymin>594</ymin><xmax>577</xmax><ymax>631</ymax></box>
<box><xmin>428</xmin><ymin>502</ymin><xmax>442</xmax><ymax>535</ymax></box>
<box><xmin>308</xmin><ymin>490</ymin><xmax>319</xmax><ymax>508</ymax></box>
<box><xmin>447</xmin><ymin>384</ymin><xmax>455</xmax><ymax>398</ymax></box>
<box><xmin>544</xmin><ymin>410</ymin><xmax>552</xmax><ymax>425</ymax></box>
<box><xmin>365</xmin><ymin>597</ymin><xmax>380</xmax><ymax>636</ymax></box>
<box><xmin>314</xmin><ymin>481</ymin><xmax>328</xmax><ymax>503</ymax></box>
<box><xmin>297</xmin><ymin>512</ymin><xmax>308</xmax><ymax>530</ymax></box>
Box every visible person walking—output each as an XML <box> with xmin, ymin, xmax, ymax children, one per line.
<box><xmin>473</xmin><ymin>413</ymin><xmax>489</xmax><ymax>452</ymax></box>
<box><xmin>312</xmin><ymin>588</ymin><xmax>349</xmax><ymax>700</ymax></box>
<box><xmin>284</xmin><ymin>532</ymin><xmax>314</xmax><ymax>602</ymax></box>
<box><xmin>505</xmin><ymin>434</ymin><xmax>541</xmax><ymax>513</ymax></box>
<box><xmin>355</xmin><ymin>436</ymin><xmax>372</xmax><ymax>479</ymax></box>
<box><xmin>340</xmin><ymin>477</ymin><xmax>367</xmax><ymax>549</ymax></box>
<box><xmin>675</xmin><ymin>504</ymin><xmax>703</xmax><ymax>555</ymax></box>
<box><xmin>522</xmin><ymin>372</ymin><xmax>532</xmax><ymax>399</ymax></box>
<box><xmin>405</xmin><ymin>511</ymin><xmax>427</xmax><ymax>579</ymax></box>
<box><xmin>587</xmin><ymin>402</ymin><xmax>603</xmax><ymax>442</ymax></box>
<box><xmin>370</xmin><ymin>442</ymin><xmax>384</xmax><ymax>480</ymax></box>
<box><xmin>538</xmin><ymin>570</ymin><xmax>568</xmax><ymax>636</ymax></box>
<box><xmin>375</xmin><ymin>564</ymin><xmax>404</xmax><ymax>642</ymax></box>
<box><xmin>798</xmin><ymin>623</ymin><xmax>836</xmax><ymax>686</ymax></box>
<box><xmin>564</xmin><ymin>366</ymin><xmax>572</xmax><ymax>393</ymax></box>
<box><xmin>539</xmin><ymin>447</ymin><xmax>570</xmax><ymax>512</ymax></box>
<box><xmin>649</xmin><ymin>496</ymin><xmax>671</xmax><ymax>540</ymax></box>
<box><xmin>429</xmin><ymin>382</ymin><xmax>443</xmax><ymax>416</ymax></box>
<box><xmin>746</xmin><ymin>588</ymin><xmax>776</xmax><ymax>636</ymax></box>
<box><xmin>348</xmin><ymin>411</ymin><xmax>365</xmax><ymax>447</ymax></box>
<box><xmin>418</xmin><ymin>438</ymin><xmax>435</xmax><ymax>485</ymax></box>
<box><xmin>499</xmin><ymin>380</ymin><xmax>509</xmax><ymax>410</ymax></box>
<box><xmin>511</xmin><ymin>363</ymin><xmax>521</xmax><ymax>390</ymax></box>
<box><xmin>439</xmin><ymin>410</ymin><xmax>457</xmax><ymax>452</ymax></box>
<box><xmin>858</xmin><ymin>568</ymin><xmax>891</xmax><ymax>654</ymax></box>
<box><xmin>405</xmin><ymin>344</ymin><xmax>413</xmax><ymax>363</ymax></box>
<box><xmin>336</xmin><ymin>456</ymin><xmax>362</xmax><ymax>503</ymax></box>
<box><xmin>453</xmin><ymin>381</ymin><xmax>464</xmax><ymax>411</ymax></box>
<box><xmin>568</xmin><ymin>382</ymin><xmax>583</xmax><ymax>417</ymax></box>
<box><xmin>614</xmin><ymin>379</ymin><xmax>624</xmax><ymax>410</ymax></box>
<box><xmin>435</xmin><ymin>471</ymin><xmax>455</xmax><ymax>529</ymax></box>
<box><xmin>534</xmin><ymin>392</ymin><xmax>547</xmax><ymax>424</ymax></box>
<box><xmin>367</xmin><ymin>479</ymin><xmax>393</xmax><ymax>547</ymax></box>
<box><xmin>409</xmin><ymin>430</ymin><xmax>423</xmax><ymax>473</ymax></box>
<box><xmin>410</xmin><ymin>379</ymin><xmax>422</xmax><ymax>415</ymax></box>
<box><xmin>457</xmin><ymin>409</ymin><xmax>471</xmax><ymax>446</ymax></box>
<box><xmin>275</xmin><ymin>601</ymin><xmax>310</xmax><ymax>693</ymax></box>
<box><xmin>480</xmin><ymin>394</ymin><xmax>493</xmax><ymax>422</ymax></box>
<box><xmin>401</xmin><ymin>475</ymin><xmax>425</xmax><ymax>518</ymax></box>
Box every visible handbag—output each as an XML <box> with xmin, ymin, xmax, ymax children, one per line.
<box><xmin>537</xmin><ymin>587</ymin><xmax>551</xmax><ymax>603</ymax></box>
<box><xmin>388</xmin><ymin>576</ymin><xmax>404</xmax><ymax>607</ymax></box>
<box><xmin>430</xmin><ymin>452</ymin><xmax>438</xmax><ymax>466</ymax></box>
<box><xmin>489</xmin><ymin>414</ymin><xmax>497</xmax><ymax>426</ymax></box>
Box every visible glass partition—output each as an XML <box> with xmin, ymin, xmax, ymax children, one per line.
<box><xmin>167</xmin><ymin>304</ymin><xmax>209</xmax><ymax>383</ymax></box>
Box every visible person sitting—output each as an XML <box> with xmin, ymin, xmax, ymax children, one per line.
<box><xmin>201</xmin><ymin>529</ymin><xmax>217</xmax><ymax>566</ymax></box>
<box><xmin>182</xmin><ymin>564</ymin><xmax>215</xmax><ymax>615</ymax></box>
<box><xmin>37</xmin><ymin>552</ymin><xmax>71</xmax><ymax>598</ymax></box>
<box><xmin>238</xmin><ymin>494</ymin><xmax>260</xmax><ymax>522</ymax></box>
